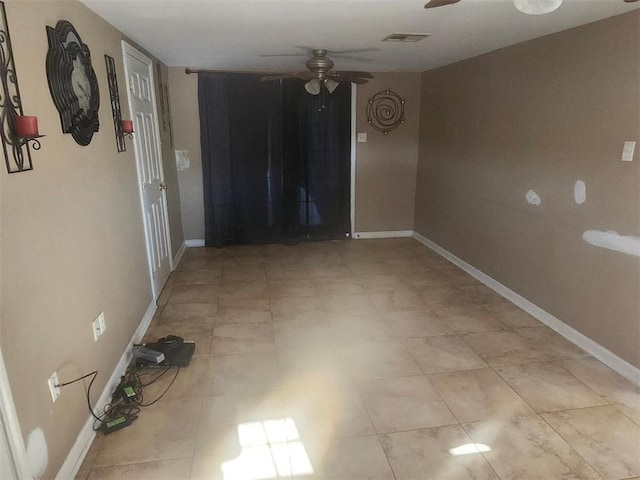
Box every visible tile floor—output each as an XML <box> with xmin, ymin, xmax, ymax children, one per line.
<box><xmin>76</xmin><ymin>238</ymin><xmax>640</xmax><ymax>480</ymax></box>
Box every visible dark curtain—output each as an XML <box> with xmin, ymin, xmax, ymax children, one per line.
<box><xmin>199</xmin><ymin>72</ymin><xmax>351</xmax><ymax>247</ymax></box>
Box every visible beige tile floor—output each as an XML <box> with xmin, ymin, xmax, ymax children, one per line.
<box><xmin>77</xmin><ymin>239</ymin><xmax>640</xmax><ymax>480</ymax></box>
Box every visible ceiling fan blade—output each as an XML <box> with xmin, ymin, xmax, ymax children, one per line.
<box><xmin>331</xmin><ymin>70</ymin><xmax>374</xmax><ymax>79</ymax></box>
<box><xmin>327</xmin><ymin>54</ymin><xmax>376</xmax><ymax>63</ymax></box>
<box><xmin>260</xmin><ymin>74</ymin><xmax>297</xmax><ymax>81</ymax></box>
<box><xmin>261</xmin><ymin>71</ymin><xmax>317</xmax><ymax>82</ymax></box>
<box><xmin>425</xmin><ymin>0</ymin><xmax>461</xmax><ymax>8</ymax></box>
<box><xmin>344</xmin><ymin>77</ymin><xmax>371</xmax><ymax>85</ymax></box>
<box><xmin>330</xmin><ymin>48</ymin><xmax>381</xmax><ymax>55</ymax></box>
<box><xmin>260</xmin><ymin>53</ymin><xmax>308</xmax><ymax>57</ymax></box>
<box><xmin>294</xmin><ymin>71</ymin><xmax>316</xmax><ymax>81</ymax></box>
<box><xmin>328</xmin><ymin>73</ymin><xmax>372</xmax><ymax>84</ymax></box>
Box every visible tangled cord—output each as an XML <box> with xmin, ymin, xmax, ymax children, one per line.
<box><xmin>59</xmin><ymin>365</ymin><xmax>180</xmax><ymax>433</ymax></box>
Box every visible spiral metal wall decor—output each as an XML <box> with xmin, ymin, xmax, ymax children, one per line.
<box><xmin>366</xmin><ymin>89</ymin><xmax>405</xmax><ymax>135</ymax></box>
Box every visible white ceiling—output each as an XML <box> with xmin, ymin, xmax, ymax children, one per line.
<box><xmin>80</xmin><ymin>0</ymin><xmax>638</xmax><ymax>73</ymax></box>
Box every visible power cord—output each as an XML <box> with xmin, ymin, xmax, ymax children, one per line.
<box><xmin>58</xmin><ymin>335</ymin><xmax>186</xmax><ymax>434</ymax></box>
<box><xmin>55</xmin><ymin>371</ymin><xmax>102</xmax><ymax>422</ymax></box>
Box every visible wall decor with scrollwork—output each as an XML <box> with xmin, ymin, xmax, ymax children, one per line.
<box><xmin>105</xmin><ymin>54</ymin><xmax>125</xmax><ymax>152</ymax></box>
<box><xmin>46</xmin><ymin>20</ymin><xmax>100</xmax><ymax>146</ymax></box>
<box><xmin>366</xmin><ymin>89</ymin><xmax>405</xmax><ymax>135</ymax></box>
<box><xmin>0</xmin><ymin>1</ymin><xmax>39</xmax><ymax>173</ymax></box>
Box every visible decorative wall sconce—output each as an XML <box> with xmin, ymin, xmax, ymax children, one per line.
<box><xmin>366</xmin><ymin>89</ymin><xmax>405</xmax><ymax>135</ymax></box>
<box><xmin>0</xmin><ymin>1</ymin><xmax>42</xmax><ymax>173</ymax></box>
<box><xmin>121</xmin><ymin>119</ymin><xmax>134</xmax><ymax>139</ymax></box>
<box><xmin>105</xmin><ymin>54</ymin><xmax>128</xmax><ymax>152</ymax></box>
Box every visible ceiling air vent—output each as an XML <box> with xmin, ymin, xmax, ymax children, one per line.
<box><xmin>382</xmin><ymin>33</ymin><xmax>431</xmax><ymax>43</ymax></box>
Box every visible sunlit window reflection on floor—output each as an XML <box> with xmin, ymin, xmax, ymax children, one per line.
<box><xmin>449</xmin><ymin>443</ymin><xmax>492</xmax><ymax>456</ymax></box>
<box><xmin>221</xmin><ymin>418</ymin><xmax>314</xmax><ymax>480</ymax></box>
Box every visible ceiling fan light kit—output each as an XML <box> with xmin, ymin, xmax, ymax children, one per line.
<box><xmin>513</xmin><ymin>0</ymin><xmax>563</xmax><ymax>15</ymax></box>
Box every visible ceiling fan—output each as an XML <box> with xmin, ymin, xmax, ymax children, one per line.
<box><xmin>260</xmin><ymin>49</ymin><xmax>374</xmax><ymax>95</ymax></box>
<box><xmin>425</xmin><ymin>0</ymin><xmax>638</xmax><ymax>14</ymax></box>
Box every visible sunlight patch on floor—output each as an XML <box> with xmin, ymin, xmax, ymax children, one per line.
<box><xmin>449</xmin><ymin>443</ymin><xmax>491</xmax><ymax>456</ymax></box>
<box><xmin>221</xmin><ymin>418</ymin><xmax>314</xmax><ymax>480</ymax></box>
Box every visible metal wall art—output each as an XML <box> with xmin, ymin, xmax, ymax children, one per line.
<box><xmin>105</xmin><ymin>54</ymin><xmax>125</xmax><ymax>152</ymax></box>
<box><xmin>156</xmin><ymin>63</ymin><xmax>174</xmax><ymax>148</ymax></box>
<box><xmin>366</xmin><ymin>89</ymin><xmax>405</xmax><ymax>135</ymax></box>
<box><xmin>46</xmin><ymin>20</ymin><xmax>100</xmax><ymax>146</ymax></box>
<box><xmin>0</xmin><ymin>1</ymin><xmax>40</xmax><ymax>173</ymax></box>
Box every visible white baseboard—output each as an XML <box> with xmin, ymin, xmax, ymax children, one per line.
<box><xmin>172</xmin><ymin>241</ymin><xmax>187</xmax><ymax>270</ymax></box>
<box><xmin>55</xmin><ymin>301</ymin><xmax>157</xmax><ymax>480</ymax></box>
<box><xmin>184</xmin><ymin>239</ymin><xmax>205</xmax><ymax>247</ymax></box>
<box><xmin>354</xmin><ymin>230</ymin><xmax>414</xmax><ymax>239</ymax></box>
<box><xmin>412</xmin><ymin>231</ymin><xmax>640</xmax><ymax>387</ymax></box>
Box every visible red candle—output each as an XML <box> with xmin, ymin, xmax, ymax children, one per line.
<box><xmin>15</xmin><ymin>116</ymin><xmax>39</xmax><ymax>138</ymax></box>
<box><xmin>121</xmin><ymin>119</ymin><xmax>134</xmax><ymax>134</ymax></box>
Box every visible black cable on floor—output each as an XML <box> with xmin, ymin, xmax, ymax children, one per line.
<box><xmin>139</xmin><ymin>367</ymin><xmax>180</xmax><ymax>407</ymax></box>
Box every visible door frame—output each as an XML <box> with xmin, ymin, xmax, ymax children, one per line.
<box><xmin>0</xmin><ymin>346</ymin><xmax>32</xmax><ymax>479</ymax></box>
<box><xmin>350</xmin><ymin>83</ymin><xmax>357</xmax><ymax>238</ymax></box>
<box><xmin>121</xmin><ymin>41</ymin><xmax>173</xmax><ymax>300</ymax></box>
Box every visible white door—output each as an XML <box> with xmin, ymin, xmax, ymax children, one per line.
<box><xmin>122</xmin><ymin>42</ymin><xmax>172</xmax><ymax>299</ymax></box>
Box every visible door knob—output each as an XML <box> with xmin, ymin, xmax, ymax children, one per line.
<box><xmin>158</xmin><ymin>183</ymin><xmax>167</xmax><ymax>190</ymax></box>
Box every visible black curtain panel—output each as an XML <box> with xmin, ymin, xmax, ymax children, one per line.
<box><xmin>199</xmin><ymin>72</ymin><xmax>350</xmax><ymax>247</ymax></box>
<box><xmin>281</xmin><ymin>80</ymin><xmax>351</xmax><ymax>241</ymax></box>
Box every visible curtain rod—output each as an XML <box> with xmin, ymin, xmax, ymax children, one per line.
<box><xmin>185</xmin><ymin>68</ymin><xmax>277</xmax><ymax>75</ymax></box>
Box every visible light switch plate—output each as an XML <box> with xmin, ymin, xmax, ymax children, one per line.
<box><xmin>357</xmin><ymin>133</ymin><xmax>367</xmax><ymax>143</ymax></box>
<box><xmin>622</xmin><ymin>141</ymin><xmax>636</xmax><ymax>162</ymax></box>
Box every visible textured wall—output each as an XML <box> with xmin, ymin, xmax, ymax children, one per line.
<box><xmin>156</xmin><ymin>64</ymin><xmax>185</xmax><ymax>256</ymax></box>
<box><xmin>354</xmin><ymin>72</ymin><xmax>422</xmax><ymax>233</ymax></box>
<box><xmin>415</xmin><ymin>11</ymin><xmax>640</xmax><ymax>367</ymax></box>
<box><xmin>0</xmin><ymin>1</ymin><xmax>178</xmax><ymax>476</ymax></box>
<box><xmin>167</xmin><ymin>68</ymin><xmax>204</xmax><ymax>241</ymax></box>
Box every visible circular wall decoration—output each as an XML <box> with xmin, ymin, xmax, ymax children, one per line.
<box><xmin>366</xmin><ymin>89</ymin><xmax>405</xmax><ymax>135</ymax></box>
<box><xmin>46</xmin><ymin>20</ymin><xmax>100</xmax><ymax>146</ymax></box>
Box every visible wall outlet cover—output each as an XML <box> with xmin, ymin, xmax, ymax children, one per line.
<box><xmin>622</xmin><ymin>141</ymin><xmax>636</xmax><ymax>162</ymax></box>
<box><xmin>48</xmin><ymin>371</ymin><xmax>60</xmax><ymax>402</ymax></box>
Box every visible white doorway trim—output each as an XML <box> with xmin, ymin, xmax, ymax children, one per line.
<box><xmin>0</xmin><ymin>346</ymin><xmax>32</xmax><ymax>479</ymax></box>
<box><xmin>350</xmin><ymin>83</ymin><xmax>357</xmax><ymax>238</ymax></box>
<box><xmin>121</xmin><ymin>41</ymin><xmax>173</xmax><ymax>300</ymax></box>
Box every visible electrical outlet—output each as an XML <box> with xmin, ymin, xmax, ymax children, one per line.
<box><xmin>48</xmin><ymin>371</ymin><xmax>60</xmax><ymax>403</ymax></box>
<box><xmin>92</xmin><ymin>311</ymin><xmax>105</xmax><ymax>341</ymax></box>
<box><xmin>622</xmin><ymin>141</ymin><xmax>636</xmax><ymax>162</ymax></box>
<box><xmin>98</xmin><ymin>311</ymin><xmax>106</xmax><ymax>335</ymax></box>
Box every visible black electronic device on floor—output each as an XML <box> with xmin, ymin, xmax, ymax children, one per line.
<box><xmin>135</xmin><ymin>335</ymin><xmax>195</xmax><ymax>368</ymax></box>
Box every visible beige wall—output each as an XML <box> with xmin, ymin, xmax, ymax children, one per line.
<box><xmin>168</xmin><ymin>71</ymin><xmax>422</xmax><ymax>239</ymax></box>
<box><xmin>156</xmin><ymin>64</ymin><xmax>185</xmax><ymax>255</ymax></box>
<box><xmin>355</xmin><ymin>72</ymin><xmax>422</xmax><ymax>233</ymax></box>
<box><xmin>168</xmin><ymin>68</ymin><xmax>204</xmax><ymax>240</ymax></box>
<box><xmin>0</xmin><ymin>1</ymin><xmax>180</xmax><ymax>477</ymax></box>
<box><xmin>415</xmin><ymin>12</ymin><xmax>640</xmax><ymax>367</ymax></box>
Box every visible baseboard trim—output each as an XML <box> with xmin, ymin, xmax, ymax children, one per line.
<box><xmin>55</xmin><ymin>301</ymin><xmax>157</xmax><ymax>480</ymax></box>
<box><xmin>354</xmin><ymin>230</ymin><xmax>414</xmax><ymax>239</ymax></box>
<box><xmin>412</xmin><ymin>231</ymin><xmax>640</xmax><ymax>387</ymax></box>
<box><xmin>184</xmin><ymin>239</ymin><xmax>205</xmax><ymax>247</ymax></box>
<box><xmin>172</xmin><ymin>241</ymin><xmax>187</xmax><ymax>270</ymax></box>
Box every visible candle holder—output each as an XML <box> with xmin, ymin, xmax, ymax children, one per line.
<box><xmin>15</xmin><ymin>116</ymin><xmax>45</xmax><ymax>149</ymax></box>
<box><xmin>0</xmin><ymin>1</ymin><xmax>41</xmax><ymax>173</ymax></box>
<box><xmin>120</xmin><ymin>119</ymin><xmax>134</xmax><ymax>139</ymax></box>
